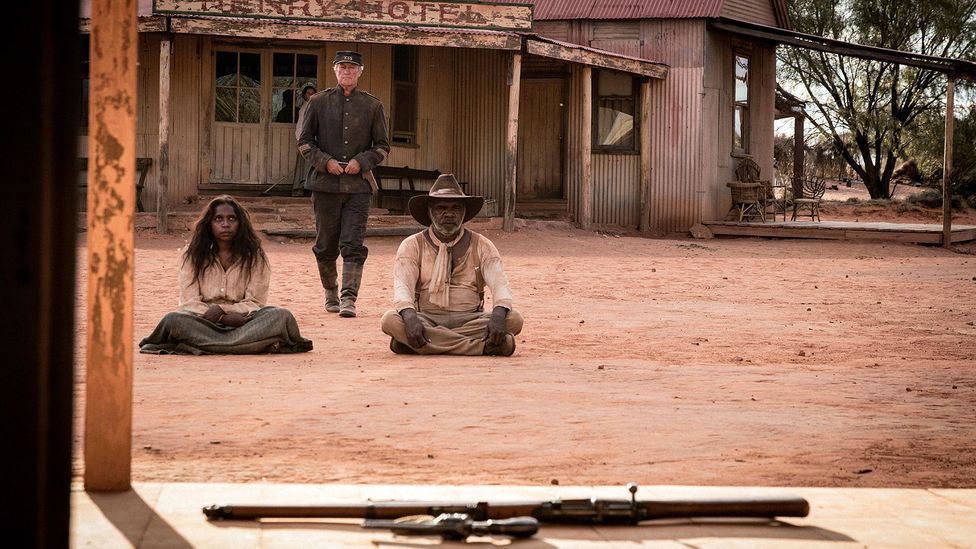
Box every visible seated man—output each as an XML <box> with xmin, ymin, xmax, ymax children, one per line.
<box><xmin>381</xmin><ymin>174</ymin><xmax>523</xmax><ymax>356</ymax></box>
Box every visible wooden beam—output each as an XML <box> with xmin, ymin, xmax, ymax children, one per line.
<box><xmin>157</xmin><ymin>39</ymin><xmax>171</xmax><ymax>233</ymax></box>
<box><xmin>170</xmin><ymin>17</ymin><xmax>522</xmax><ymax>50</ymax></box>
<box><xmin>943</xmin><ymin>78</ymin><xmax>955</xmax><ymax>248</ymax></box>
<box><xmin>155</xmin><ymin>0</ymin><xmax>534</xmax><ymax>31</ymax></box>
<box><xmin>85</xmin><ymin>0</ymin><xmax>136</xmax><ymax>492</ymax></box>
<box><xmin>581</xmin><ymin>66</ymin><xmax>593</xmax><ymax>230</ymax></box>
<box><xmin>79</xmin><ymin>16</ymin><xmax>168</xmax><ymax>33</ymax></box>
<box><xmin>503</xmin><ymin>52</ymin><xmax>521</xmax><ymax>232</ymax></box>
<box><xmin>639</xmin><ymin>80</ymin><xmax>651</xmax><ymax>232</ymax></box>
<box><xmin>526</xmin><ymin>39</ymin><xmax>668</xmax><ymax>79</ymax></box>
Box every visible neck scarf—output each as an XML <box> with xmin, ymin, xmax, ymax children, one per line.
<box><xmin>428</xmin><ymin>228</ymin><xmax>464</xmax><ymax>309</ymax></box>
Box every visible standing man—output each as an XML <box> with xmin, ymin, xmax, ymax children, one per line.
<box><xmin>298</xmin><ymin>51</ymin><xmax>389</xmax><ymax>318</ymax></box>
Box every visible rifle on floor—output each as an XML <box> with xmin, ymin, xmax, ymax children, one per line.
<box><xmin>203</xmin><ymin>484</ymin><xmax>810</xmax><ymax>541</ymax></box>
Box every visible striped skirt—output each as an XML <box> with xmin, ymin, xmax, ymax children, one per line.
<box><xmin>139</xmin><ymin>306</ymin><xmax>313</xmax><ymax>355</ymax></box>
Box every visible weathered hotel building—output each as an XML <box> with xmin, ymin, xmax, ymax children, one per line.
<box><xmin>79</xmin><ymin>0</ymin><xmax>789</xmax><ymax>232</ymax></box>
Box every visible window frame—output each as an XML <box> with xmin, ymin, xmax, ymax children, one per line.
<box><xmin>213</xmin><ymin>48</ymin><xmax>263</xmax><ymax>125</ymax></box>
<box><xmin>732</xmin><ymin>50</ymin><xmax>751</xmax><ymax>155</ymax></box>
<box><xmin>270</xmin><ymin>51</ymin><xmax>318</xmax><ymax>125</ymax></box>
<box><xmin>390</xmin><ymin>45</ymin><xmax>419</xmax><ymax>147</ymax></box>
<box><xmin>591</xmin><ymin>69</ymin><xmax>640</xmax><ymax>154</ymax></box>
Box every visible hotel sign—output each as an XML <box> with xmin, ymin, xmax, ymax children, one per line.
<box><xmin>153</xmin><ymin>0</ymin><xmax>534</xmax><ymax>31</ymax></box>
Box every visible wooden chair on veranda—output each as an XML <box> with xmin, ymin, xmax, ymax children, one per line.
<box><xmin>792</xmin><ymin>176</ymin><xmax>826</xmax><ymax>221</ymax></box>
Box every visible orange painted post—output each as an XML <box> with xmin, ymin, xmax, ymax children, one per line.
<box><xmin>85</xmin><ymin>0</ymin><xmax>137</xmax><ymax>492</ymax></box>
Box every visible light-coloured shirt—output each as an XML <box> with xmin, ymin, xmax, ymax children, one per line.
<box><xmin>179</xmin><ymin>254</ymin><xmax>270</xmax><ymax>316</ymax></box>
<box><xmin>393</xmin><ymin>228</ymin><xmax>514</xmax><ymax>314</ymax></box>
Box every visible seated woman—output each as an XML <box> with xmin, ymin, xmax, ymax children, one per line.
<box><xmin>140</xmin><ymin>195</ymin><xmax>313</xmax><ymax>355</ymax></box>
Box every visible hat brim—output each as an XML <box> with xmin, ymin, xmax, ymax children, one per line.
<box><xmin>408</xmin><ymin>195</ymin><xmax>485</xmax><ymax>226</ymax></box>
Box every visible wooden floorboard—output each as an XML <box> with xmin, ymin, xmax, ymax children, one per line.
<box><xmin>703</xmin><ymin>220</ymin><xmax>976</xmax><ymax>244</ymax></box>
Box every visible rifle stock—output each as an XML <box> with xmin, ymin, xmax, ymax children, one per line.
<box><xmin>203</xmin><ymin>484</ymin><xmax>809</xmax><ymax>524</ymax></box>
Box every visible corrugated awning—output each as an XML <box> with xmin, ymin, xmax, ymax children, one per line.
<box><xmin>710</xmin><ymin>18</ymin><xmax>976</xmax><ymax>81</ymax></box>
<box><xmin>522</xmin><ymin>34</ymin><xmax>669</xmax><ymax>79</ymax></box>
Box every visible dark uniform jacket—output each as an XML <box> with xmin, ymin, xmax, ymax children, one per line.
<box><xmin>297</xmin><ymin>86</ymin><xmax>390</xmax><ymax>194</ymax></box>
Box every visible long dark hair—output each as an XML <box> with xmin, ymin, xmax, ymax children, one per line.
<box><xmin>183</xmin><ymin>195</ymin><xmax>266</xmax><ymax>285</ymax></box>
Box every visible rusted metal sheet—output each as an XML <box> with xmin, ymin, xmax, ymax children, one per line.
<box><xmin>647</xmin><ymin>66</ymin><xmax>705</xmax><ymax>231</ymax></box>
<box><xmin>494</xmin><ymin>0</ymin><xmax>724</xmax><ymax>20</ymax></box>
<box><xmin>452</xmin><ymin>49</ymin><xmax>509</xmax><ymax>205</ymax></box>
<box><xmin>592</xmin><ymin>154</ymin><xmax>640</xmax><ymax>227</ymax></box>
<box><xmin>525</xmin><ymin>37</ymin><xmax>668</xmax><ymax>79</ymax></box>
<box><xmin>170</xmin><ymin>16</ymin><xmax>522</xmax><ymax>50</ymax></box>
<box><xmin>155</xmin><ymin>0</ymin><xmax>533</xmax><ymax>31</ymax></box>
<box><xmin>721</xmin><ymin>0</ymin><xmax>776</xmax><ymax>26</ymax></box>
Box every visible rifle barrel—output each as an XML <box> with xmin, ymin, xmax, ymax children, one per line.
<box><xmin>640</xmin><ymin>496</ymin><xmax>810</xmax><ymax>520</ymax></box>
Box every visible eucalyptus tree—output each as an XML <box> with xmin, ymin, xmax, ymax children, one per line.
<box><xmin>779</xmin><ymin>0</ymin><xmax>976</xmax><ymax>198</ymax></box>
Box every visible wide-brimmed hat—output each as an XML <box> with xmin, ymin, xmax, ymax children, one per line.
<box><xmin>408</xmin><ymin>174</ymin><xmax>484</xmax><ymax>226</ymax></box>
<box><xmin>334</xmin><ymin>51</ymin><xmax>363</xmax><ymax>66</ymax></box>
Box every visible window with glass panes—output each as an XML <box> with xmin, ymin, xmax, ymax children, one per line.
<box><xmin>272</xmin><ymin>52</ymin><xmax>317</xmax><ymax>124</ymax></box>
<box><xmin>593</xmin><ymin>70</ymin><xmax>638</xmax><ymax>152</ymax></box>
<box><xmin>391</xmin><ymin>45</ymin><xmax>418</xmax><ymax>145</ymax></box>
<box><xmin>215</xmin><ymin>51</ymin><xmax>261</xmax><ymax>124</ymax></box>
<box><xmin>733</xmin><ymin>53</ymin><xmax>750</xmax><ymax>153</ymax></box>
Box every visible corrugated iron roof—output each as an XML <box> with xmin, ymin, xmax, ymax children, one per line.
<box><xmin>493</xmin><ymin>0</ymin><xmax>726</xmax><ymax>20</ymax></box>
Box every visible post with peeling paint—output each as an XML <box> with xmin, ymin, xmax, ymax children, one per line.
<box><xmin>503</xmin><ymin>52</ymin><xmax>521</xmax><ymax>232</ymax></box>
<box><xmin>85</xmin><ymin>0</ymin><xmax>136</xmax><ymax>491</ymax></box>
<box><xmin>639</xmin><ymin>80</ymin><xmax>651</xmax><ymax>232</ymax></box>
<box><xmin>581</xmin><ymin>66</ymin><xmax>593</xmax><ymax>230</ymax></box>
<box><xmin>158</xmin><ymin>39</ymin><xmax>172</xmax><ymax>233</ymax></box>
<box><xmin>942</xmin><ymin>77</ymin><xmax>955</xmax><ymax>249</ymax></box>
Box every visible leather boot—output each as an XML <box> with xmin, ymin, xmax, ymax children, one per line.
<box><xmin>339</xmin><ymin>262</ymin><xmax>364</xmax><ymax>318</ymax></box>
<box><xmin>316</xmin><ymin>260</ymin><xmax>340</xmax><ymax>313</ymax></box>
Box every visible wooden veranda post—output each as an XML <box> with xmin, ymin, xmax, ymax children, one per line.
<box><xmin>504</xmin><ymin>52</ymin><xmax>522</xmax><ymax>232</ymax></box>
<box><xmin>158</xmin><ymin>38</ymin><xmax>172</xmax><ymax>233</ymax></box>
<box><xmin>943</xmin><ymin>77</ymin><xmax>955</xmax><ymax>248</ymax></box>
<box><xmin>581</xmin><ymin>66</ymin><xmax>593</xmax><ymax>230</ymax></box>
<box><xmin>639</xmin><ymin>80</ymin><xmax>651</xmax><ymax>232</ymax></box>
<box><xmin>793</xmin><ymin>110</ymin><xmax>804</xmax><ymax>198</ymax></box>
<box><xmin>85</xmin><ymin>0</ymin><xmax>137</xmax><ymax>491</ymax></box>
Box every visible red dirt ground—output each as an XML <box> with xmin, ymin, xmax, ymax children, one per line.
<box><xmin>72</xmin><ymin>194</ymin><xmax>976</xmax><ymax>489</ymax></box>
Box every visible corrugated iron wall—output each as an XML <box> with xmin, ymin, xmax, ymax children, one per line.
<box><xmin>593</xmin><ymin>155</ymin><xmax>641</xmax><ymax>226</ymax></box>
<box><xmin>387</xmin><ymin>46</ymin><xmax>457</xmax><ymax>174</ymax></box>
<box><xmin>642</xmin><ymin>19</ymin><xmax>707</xmax><ymax>231</ymax></box>
<box><xmin>452</xmin><ymin>49</ymin><xmax>510</xmax><ymax>205</ymax></box>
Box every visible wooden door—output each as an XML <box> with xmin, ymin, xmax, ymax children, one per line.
<box><xmin>517</xmin><ymin>78</ymin><xmax>564</xmax><ymax>199</ymax></box>
<box><xmin>267</xmin><ymin>51</ymin><xmax>319</xmax><ymax>186</ymax></box>
<box><xmin>211</xmin><ymin>49</ymin><xmax>265</xmax><ymax>183</ymax></box>
<box><xmin>211</xmin><ymin>48</ymin><xmax>320</xmax><ymax>186</ymax></box>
